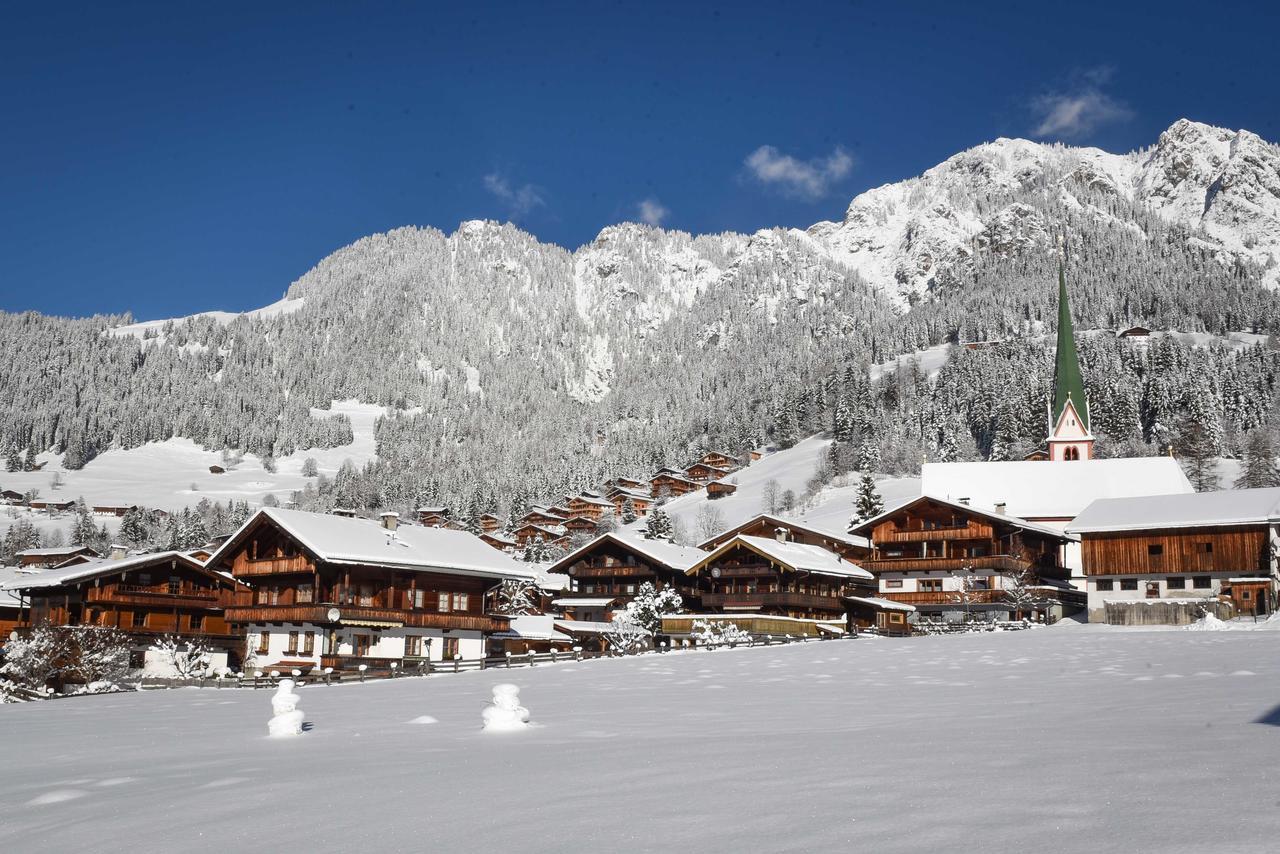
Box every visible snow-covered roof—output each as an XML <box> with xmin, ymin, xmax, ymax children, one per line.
<box><xmin>552</xmin><ymin>597</ymin><xmax>617</xmax><ymax>607</ymax></box>
<box><xmin>920</xmin><ymin>458</ymin><xmax>1193</xmax><ymax>520</ymax></box>
<box><xmin>691</xmin><ymin>535</ymin><xmax>872</xmax><ymax>581</ymax></box>
<box><xmin>553</xmin><ymin>619</ymin><xmax>617</xmax><ymax>635</ymax></box>
<box><xmin>1067</xmin><ymin>487</ymin><xmax>1280</xmax><ymax>534</ymax></box>
<box><xmin>2</xmin><ymin>551</ymin><xmax>220</xmax><ymax>591</ymax></box>
<box><xmin>492</xmin><ymin>615</ymin><xmax>573</xmax><ymax>642</ymax></box>
<box><xmin>206</xmin><ymin>507</ymin><xmax>537</xmax><ymax>580</ymax></box>
<box><xmin>697</xmin><ymin>513</ymin><xmax>871</xmax><ymax>552</ymax></box>
<box><xmin>546</xmin><ymin>531</ymin><xmax>708</xmax><ymax>575</ymax></box>
<box><xmin>849</xmin><ymin>494</ymin><xmax>1074</xmax><ymax>541</ymax></box>
<box><xmin>0</xmin><ymin>566</ymin><xmax>37</xmax><ymax>609</ymax></box>
<box><xmin>845</xmin><ymin>595</ymin><xmax>916</xmax><ymax>612</ymax></box>
<box><xmin>570</xmin><ymin>495</ymin><xmax>615</xmax><ymax>507</ymax></box>
<box><xmin>14</xmin><ymin>545</ymin><xmax>99</xmax><ymax>558</ymax></box>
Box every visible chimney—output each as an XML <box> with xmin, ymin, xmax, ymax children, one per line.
<box><xmin>109</xmin><ymin>543</ymin><xmax>128</xmax><ymax>560</ymax></box>
<box><xmin>775</xmin><ymin>527</ymin><xmax>789</xmax><ymax>543</ymax></box>
<box><xmin>995</xmin><ymin>502</ymin><xmax>1007</xmax><ymax>515</ymax></box>
<box><xmin>380</xmin><ymin>512</ymin><xmax>399</xmax><ymax>532</ymax></box>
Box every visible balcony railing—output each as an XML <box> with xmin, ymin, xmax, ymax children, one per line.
<box><xmin>863</xmin><ymin>555</ymin><xmax>1048</xmax><ymax>575</ymax></box>
<box><xmin>700</xmin><ymin>591</ymin><xmax>846</xmax><ymax>612</ymax></box>
<box><xmin>224</xmin><ymin>603</ymin><xmax>507</xmax><ymax>633</ymax></box>
<box><xmin>877</xmin><ymin>523</ymin><xmax>995</xmax><ymax>543</ymax></box>
<box><xmin>569</xmin><ymin>565</ymin><xmax>658</xmax><ymax>579</ymax></box>
<box><xmin>85</xmin><ymin>586</ymin><xmax>220</xmax><ymax>608</ymax></box>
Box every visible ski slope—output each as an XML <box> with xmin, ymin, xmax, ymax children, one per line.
<box><xmin>0</xmin><ymin>630</ymin><xmax>1276</xmax><ymax>852</ymax></box>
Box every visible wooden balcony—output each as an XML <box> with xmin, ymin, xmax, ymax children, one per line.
<box><xmin>224</xmin><ymin>604</ymin><xmax>507</xmax><ymax>632</ymax></box>
<box><xmin>85</xmin><ymin>586</ymin><xmax>220</xmax><ymax>609</ymax></box>
<box><xmin>863</xmin><ymin>555</ymin><xmax>1046</xmax><ymax>575</ymax></box>
<box><xmin>233</xmin><ymin>556</ymin><xmax>314</xmax><ymax>577</ymax></box>
<box><xmin>701</xmin><ymin>591</ymin><xmax>845</xmax><ymax>612</ymax></box>
<box><xmin>882</xmin><ymin>589</ymin><xmax>1007</xmax><ymax>606</ymax></box>
<box><xmin>878</xmin><ymin>522</ymin><xmax>994</xmax><ymax>543</ymax></box>
<box><xmin>709</xmin><ymin>564</ymin><xmax>778</xmax><ymax>578</ymax></box>
<box><xmin>569</xmin><ymin>565</ymin><xmax>658</xmax><ymax>579</ymax></box>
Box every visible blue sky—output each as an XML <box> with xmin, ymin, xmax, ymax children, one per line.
<box><xmin>2</xmin><ymin>1</ymin><xmax>1277</xmax><ymax>320</ymax></box>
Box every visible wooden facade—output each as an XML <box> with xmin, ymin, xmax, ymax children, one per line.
<box><xmin>549</xmin><ymin>534</ymin><xmax>704</xmax><ymax>609</ymax></box>
<box><xmin>684</xmin><ymin>462</ymin><xmax>731</xmax><ymax>483</ymax></box>
<box><xmin>608</xmin><ymin>490</ymin><xmax>652</xmax><ymax>518</ymax></box>
<box><xmin>1079</xmin><ymin>527</ymin><xmax>1269</xmax><ymax>577</ymax></box>
<box><xmin>15</xmin><ymin>545</ymin><xmax>100</xmax><ymax>568</ymax></box>
<box><xmin>212</xmin><ymin>513</ymin><xmax>514</xmax><ymax>671</ymax></box>
<box><xmin>650</xmin><ymin>472</ymin><xmax>700</xmax><ymax>499</ymax></box>
<box><xmin>706</xmin><ymin>481</ymin><xmax>738</xmax><ymax>500</ymax></box>
<box><xmin>699</xmin><ymin>515</ymin><xmax>870</xmax><ymax>562</ymax></box>
<box><xmin>565</xmin><ymin>495</ymin><xmax>615</xmax><ymax>520</ymax></box>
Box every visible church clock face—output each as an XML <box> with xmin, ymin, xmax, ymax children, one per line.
<box><xmin>327</xmin><ymin>608</ymin><xmax>342</xmax><ymax>622</ymax></box>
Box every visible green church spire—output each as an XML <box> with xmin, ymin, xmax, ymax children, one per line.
<box><xmin>1051</xmin><ymin>262</ymin><xmax>1089</xmax><ymax>432</ymax></box>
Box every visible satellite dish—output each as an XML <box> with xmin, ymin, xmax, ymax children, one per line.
<box><xmin>327</xmin><ymin>608</ymin><xmax>341</xmax><ymax>622</ymax></box>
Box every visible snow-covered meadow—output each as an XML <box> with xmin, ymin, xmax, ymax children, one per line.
<box><xmin>2</xmin><ymin>628</ymin><xmax>1277</xmax><ymax>852</ymax></box>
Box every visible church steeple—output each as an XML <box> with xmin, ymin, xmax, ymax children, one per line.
<box><xmin>1047</xmin><ymin>258</ymin><xmax>1093</xmax><ymax>461</ymax></box>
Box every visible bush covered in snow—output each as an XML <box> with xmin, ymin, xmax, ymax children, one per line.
<box><xmin>0</xmin><ymin>623</ymin><xmax>132</xmax><ymax>694</ymax></box>
<box><xmin>153</xmin><ymin>634</ymin><xmax>215</xmax><ymax>679</ymax></box>
<box><xmin>691</xmin><ymin>620</ymin><xmax>752</xmax><ymax>648</ymax></box>
<box><xmin>619</xmin><ymin>582</ymin><xmax>683</xmax><ymax>634</ymax></box>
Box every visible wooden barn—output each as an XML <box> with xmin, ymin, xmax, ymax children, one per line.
<box><xmin>1067</xmin><ymin>488</ymin><xmax>1280</xmax><ymax>624</ymax></box>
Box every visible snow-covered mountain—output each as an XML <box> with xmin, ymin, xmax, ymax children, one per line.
<box><xmin>2</xmin><ymin>119</ymin><xmax>1278</xmax><ymax>511</ymax></box>
<box><xmin>809</xmin><ymin>119</ymin><xmax>1280</xmax><ymax>305</ymax></box>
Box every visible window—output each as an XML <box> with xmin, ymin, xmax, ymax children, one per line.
<box><xmin>884</xmin><ymin>580</ymin><xmax>903</xmax><ymax>589</ymax></box>
<box><xmin>138</xmin><ymin>573</ymin><xmax>152</xmax><ymax>586</ymax></box>
<box><xmin>1166</xmin><ymin>577</ymin><xmax>1186</xmax><ymax>590</ymax></box>
<box><xmin>889</xmin><ymin>613</ymin><xmax>904</xmax><ymax>624</ymax></box>
<box><xmin>287</xmin><ymin>631</ymin><xmax>299</xmax><ymax>654</ymax></box>
<box><xmin>303</xmin><ymin>631</ymin><xmax>315</xmax><ymax>654</ymax></box>
<box><xmin>1120</xmin><ymin>579</ymin><xmax>1138</xmax><ymax>591</ymax></box>
<box><xmin>405</xmin><ymin>635</ymin><xmax>422</xmax><ymax>657</ymax></box>
<box><xmin>168</xmin><ymin>576</ymin><xmax>181</xmax><ymax>595</ymax></box>
<box><xmin>442</xmin><ymin>637</ymin><xmax>460</xmax><ymax>659</ymax></box>
<box><xmin>1096</xmin><ymin>579</ymin><xmax>1114</xmax><ymax>591</ymax></box>
<box><xmin>88</xmin><ymin>609</ymin><xmax>101</xmax><ymax>625</ymax></box>
<box><xmin>919</xmin><ymin>579</ymin><xmax>943</xmax><ymax>592</ymax></box>
<box><xmin>1242</xmin><ymin>590</ymin><xmax>1252</xmax><ymax>601</ymax></box>
<box><xmin>190</xmin><ymin>614</ymin><xmax>204</xmax><ymax>631</ymax></box>
<box><xmin>1147</xmin><ymin>544</ymin><xmax>1163</xmax><ymax>556</ymax></box>
<box><xmin>256</xmin><ymin>632</ymin><xmax>270</xmax><ymax>654</ymax></box>
<box><xmin>132</xmin><ymin>611</ymin><xmax>147</xmax><ymax>627</ymax></box>
<box><xmin>438</xmin><ymin>592</ymin><xmax>451</xmax><ymax>612</ymax></box>
<box><xmin>297</xmin><ymin>584</ymin><xmax>314</xmax><ymax>604</ymax></box>
<box><xmin>452</xmin><ymin>593</ymin><xmax>469</xmax><ymax>611</ymax></box>
<box><xmin>410</xmin><ymin>589</ymin><xmax>425</xmax><ymax>609</ymax></box>
<box><xmin>1193</xmin><ymin>576</ymin><xmax>1211</xmax><ymax>590</ymax></box>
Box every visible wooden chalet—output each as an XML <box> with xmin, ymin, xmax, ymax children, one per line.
<box><xmin>685</xmin><ymin>534</ymin><xmax>874</xmax><ymax>622</ymax></box>
<box><xmin>513</xmin><ymin>523</ymin><xmax>568</xmax><ymax>550</ymax></box>
<box><xmin>206</xmin><ymin>508</ymin><xmax>537</xmax><ymax>673</ymax></box>
<box><xmin>15</xmin><ymin>545</ymin><xmax>100</xmax><ymax>568</ymax></box>
<box><xmin>28</xmin><ymin>499</ymin><xmax>75</xmax><ymax>513</ymax></box>
<box><xmin>849</xmin><ymin>495</ymin><xmax>1080</xmax><ymax>622</ymax></box>
<box><xmin>0</xmin><ymin>567</ymin><xmax>31</xmax><ymax>639</ymax></box>
<box><xmin>547</xmin><ymin>532</ymin><xmax>708</xmax><ymax>610</ymax></box>
<box><xmin>416</xmin><ymin>506</ymin><xmax>452</xmax><ymax>527</ymax></box>
<box><xmin>563</xmin><ymin>516</ymin><xmax>600</xmax><ymax>538</ymax></box>
<box><xmin>2</xmin><ymin>550</ymin><xmax>248</xmax><ymax>677</ymax></box>
<box><xmin>479</xmin><ymin>531</ymin><xmax>517</xmax><ymax>552</ymax></box>
<box><xmin>520</xmin><ymin>507</ymin><xmax>569</xmax><ymax>528</ymax></box>
<box><xmin>1067</xmin><ymin>488</ymin><xmax>1280</xmax><ymax>625</ymax></box>
<box><xmin>699</xmin><ymin>514</ymin><xmax>871</xmax><ymax>562</ymax></box>
<box><xmin>1</xmin><ymin>489</ymin><xmax>24</xmax><ymax>504</ymax></box>
<box><xmin>565</xmin><ymin>494</ymin><xmax>616</xmax><ymax>520</ymax></box>
<box><xmin>706</xmin><ymin>481</ymin><xmax>738</xmax><ymax>500</ymax></box>
<box><xmin>606</xmin><ymin>477</ymin><xmax>649</xmax><ymax>493</ymax></box>
<box><xmin>478</xmin><ymin>513</ymin><xmax>503</xmax><ymax>534</ymax></box>
<box><xmin>684</xmin><ymin>461</ymin><xmax>732</xmax><ymax>483</ymax></box>
<box><xmin>607</xmin><ymin>488</ymin><xmax>653</xmax><ymax>518</ymax></box>
<box><xmin>696</xmin><ymin>450</ymin><xmax>739</xmax><ymax>471</ymax></box>
<box><xmin>1117</xmin><ymin>325</ymin><xmax>1152</xmax><ymax>339</ymax></box>
<box><xmin>488</xmin><ymin>614</ymin><xmax>574</xmax><ymax>655</ymax></box>
<box><xmin>650</xmin><ymin>470</ymin><xmax>700</xmax><ymax>499</ymax></box>
<box><xmin>92</xmin><ymin>504</ymin><xmax>137</xmax><ymax>517</ymax></box>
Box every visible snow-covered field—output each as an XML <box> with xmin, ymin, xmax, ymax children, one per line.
<box><xmin>0</xmin><ymin>400</ymin><xmax>386</xmax><ymax>515</ymax></box>
<box><xmin>2</xmin><ymin>629</ymin><xmax>1277</xmax><ymax>852</ymax></box>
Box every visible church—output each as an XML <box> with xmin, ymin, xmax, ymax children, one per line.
<box><xmin>916</xmin><ymin>263</ymin><xmax>1193</xmax><ymax>588</ymax></box>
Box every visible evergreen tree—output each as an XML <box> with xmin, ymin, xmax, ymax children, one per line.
<box><xmin>643</xmin><ymin>508</ymin><xmax>674</xmax><ymax>541</ymax></box>
<box><xmin>1176</xmin><ymin>415</ymin><xmax>1221</xmax><ymax>492</ymax></box>
<box><xmin>1235</xmin><ymin>429</ymin><xmax>1280</xmax><ymax>489</ymax></box>
<box><xmin>4</xmin><ymin>447</ymin><xmax>20</xmax><ymax>473</ymax></box>
<box><xmin>852</xmin><ymin>472</ymin><xmax>885</xmax><ymax>523</ymax></box>
<box><xmin>619</xmin><ymin>497</ymin><xmax>638</xmax><ymax>525</ymax></box>
<box><xmin>119</xmin><ymin>508</ymin><xmax>149</xmax><ymax>547</ymax></box>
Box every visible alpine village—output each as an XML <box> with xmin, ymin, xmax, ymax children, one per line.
<box><xmin>3</xmin><ymin>265</ymin><xmax>1277</xmax><ymax>695</ymax></box>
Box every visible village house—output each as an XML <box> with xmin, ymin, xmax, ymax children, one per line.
<box><xmin>706</xmin><ymin>481</ymin><xmax>738</xmax><ymax>500</ymax></box>
<box><xmin>605</xmin><ymin>477</ymin><xmax>649</xmax><ymax>493</ymax></box>
<box><xmin>477</xmin><ymin>513</ymin><xmax>503</xmax><ymax>534</ymax></box>
<box><xmin>684</xmin><ymin>461</ymin><xmax>732</xmax><ymax>483</ymax></box>
<box><xmin>700</xmin><ymin>513</ymin><xmax>871</xmax><ymax>562</ymax></box>
<box><xmin>520</xmin><ymin>506</ymin><xmax>568</xmax><ymax>528</ymax></box>
<box><xmin>562</xmin><ymin>516</ymin><xmax>600</xmax><ymax>539</ymax></box>
<box><xmin>650</xmin><ymin>469</ymin><xmax>700</xmax><ymax>499</ymax></box>
<box><xmin>2</xmin><ymin>548</ymin><xmax>249</xmax><ymax>676</ymax></box>
<box><xmin>207</xmin><ymin>507</ymin><xmax>536</xmax><ymax>673</ymax></box>
<box><xmin>0</xmin><ymin>566</ymin><xmax>32</xmax><ymax>639</ymax></box>
<box><xmin>564</xmin><ymin>494</ymin><xmax>616</xmax><ymax>520</ymax></box>
<box><xmin>512</xmin><ymin>522</ymin><xmax>568</xmax><ymax>550</ymax></box>
<box><xmin>416</xmin><ymin>506</ymin><xmax>452</xmax><ymax>527</ymax></box>
<box><xmin>849</xmin><ymin>495</ymin><xmax>1082</xmax><ymax>623</ymax></box>
<box><xmin>479</xmin><ymin>530</ymin><xmax>518</xmax><ymax>552</ymax></box>
<box><xmin>14</xmin><ymin>544</ymin><xmax>101</xmax><ymax>568</ymax></box>
<box><xmin>92</xmin><ymin>504</ymin><xmax>137</xmax><ymax>518</ymax></box>
<box><xmin>1067</xmin><ymin>488</ymin><xmax>1280</xmax><ymax>625</ymax></box>
<box><xmin>606</xmin><ymin>487</ymin><xmax>653</xmax><ymax>518</ymax></box>
<box><xmin>547</xmin><ymin>531</ymin><xmax>709</xmax><ymax>614</ymax></box>
<box><xmin>1</xmin><ymin>488</ymin><xmax>24</xmax><ymax>504</ymax></box>
<box><xmin>28</xmin><ymin>499</ymin><xmax>75</xmax><ymax>513</ymax></box>
<box><xmin>696</xmin><ymin>450</ymin><xmax>739</xmax><ymax>471</ymax></box>
<box><xmin>684</xmin><ymin>532</ymin><xmax>875</xmax><ymax>627</ymax></box>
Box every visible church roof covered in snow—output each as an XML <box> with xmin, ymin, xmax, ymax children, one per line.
<box><xmin>206</xmin><ymin>507</ymin><xmax>537</xmax><ymax>580</ymax></box>
<box><xmin>920</xmin><ymin>457</ymin><xmax>1193</xmax><ymax>521</ymax></box>
<box><xmin>1067</xmin><ymin>487</ymin><xmax>1280</xmax><ymax>534</ymax></box>
<box><xmin>689</xmin><ymin>534</ymin><xmax>872</xmax><ymax>581</ymax></box>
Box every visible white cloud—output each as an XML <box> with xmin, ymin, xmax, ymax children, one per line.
<box><xmin>483</xmin><ymin>172</ymin><xmax>545</xmax><ymax>219</ymax></box>
<box><xmin>636</xmin><ymin>198</ymin><xmax>669</xmax><ymax>227</ymax></box>
<box><xmin>1031</xmin><ymin>69</ymin><xmax>1132</xmax><ymax>139</ymax></box>
<box><xmin>743</xmin><ymin>145</ymin><xmax>853</xmax><ymax>200</ymax></box>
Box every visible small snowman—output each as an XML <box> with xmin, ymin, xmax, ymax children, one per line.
<box><xmin>268</xmin><ymin>678</ymin><xmax>306</xmax><ymax>737</ymax></box>
<box><xmin>481</xmin><ymin>683</ymin><xmax>530</xmax><ymax>732</ymax></box>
